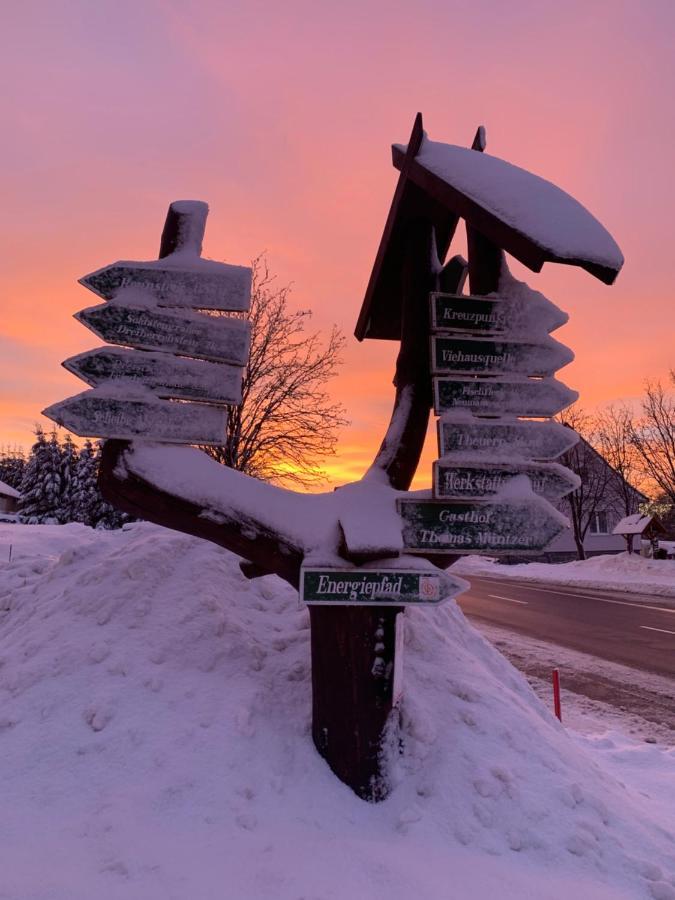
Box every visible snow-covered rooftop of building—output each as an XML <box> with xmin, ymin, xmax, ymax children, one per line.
<box><xmin>395</xmin><ymin>136</ymin><xmax>624</xmax><ymax>273</ymax></box>
<box><xmin>612</xmin><ymin>514</ymin><xmax>659</xmax><ymax>536</ymax></box>
<box><xmin>0</xmin><ymin>478</ymin><xmax>20</xmax><ymax>499</ymax></box>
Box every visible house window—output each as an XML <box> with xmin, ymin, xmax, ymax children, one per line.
<box><xmin>590</xmin><ymin>511</ymin><xmax>609</xmax><ymax>534</ymax></box>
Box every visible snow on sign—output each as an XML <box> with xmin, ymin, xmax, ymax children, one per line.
<box><xmin>300</xmin><ymin>567</ymin><xmax>467</xmax><ymax>606</ymax></box>
<box><xmin>430</xmin><ymin>334</ymin><xmax>573</xmax><ymax>376</ymax></box>
<box><xmin>434</xmin><ymin>376</ymin><xmax>578</xmax><ymax>417</ymax></box>
<box><xmin>438</xmin><ymin>416</ymin><xmax>579</xmax><ymax>460</ymax></box>
<box><xmin>80</xmin><ymin>261</ymin><xmax>251</xmax><ymax>311</ymax></box>
<box><xmin>433</xmin><ymin>459</ymin><xmax>579</xmax><ymax>502</ymax></box>
<box><xmin>64</xmin><ymin>347</ymin><xmax>243</xmax><ymax>405</ymax></box>
<box><xmin>76</xmin><ymin>303</ymin><xmax>250</xmax><ymax>366</ymax></box>
<box><xmin>44</xmin><ymin>200</ymin><xmax>252</xmax><ymax>446</ymax></box>
<box><xmin>43</xmin><ymin>389</ymin><xmax>229</xmax><ymax>445</ymax></box>
<box><xmin>430</xmin><ymin>291</ymin><xmax>568</xmax><ymax>335</ymax></box>
<box><xmin>397</xmin><ymin>498</ymin><xmax>567</xmax><ymax>554</ymax></box>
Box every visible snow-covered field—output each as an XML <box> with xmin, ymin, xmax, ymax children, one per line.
<box><xmin>0</xmin><ymin>522</ymin><xmax>674</xmax><ymax>900</ymax></box>
<box><xmin>454</xmin><ymin>552</ymin><xmax>675</xmax><ymax>600</ymax></box>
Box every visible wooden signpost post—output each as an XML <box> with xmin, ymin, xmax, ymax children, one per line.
<box><xmin>44</xmin><ymin>116</ymin><xmax>624</xmax><ymax>803</ymax></box>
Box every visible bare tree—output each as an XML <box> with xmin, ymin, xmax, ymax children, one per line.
<box><xmin>203</xmin><ymin>255</ymin><xmax>348</xmax><ymax>486</ymax></box>
<box><xmin>556</xmin><ymin>406</ymin><xmax>614</xmax><ymax>560</ymax></box>
<box><xmin>595</xmin><ymin>403</ymin><xmax>647</xmax><ymax>552</ymax></box>
<box><xmin>630</xmin><ymin>373</ymin><xmax>675</xmax><ymax>506</ymax></box>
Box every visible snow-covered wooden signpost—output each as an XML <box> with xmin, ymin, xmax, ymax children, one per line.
<box><xmin>44</xmin><ymin>115</ymin><xmax>623</xmax><ymax>803</ymax></box>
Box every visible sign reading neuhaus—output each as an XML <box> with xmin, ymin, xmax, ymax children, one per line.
<box><xmin>300</xmin><ymin>567</ymin><xmax>467</xmax><ymax>606</ymax></box>
<box><xmin>397</xmin><ymin>498</ymin><xmax>567</xmax><ymax>553</ymax></box>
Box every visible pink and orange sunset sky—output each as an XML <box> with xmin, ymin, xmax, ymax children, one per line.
<box><xmin>1</xmin><ymin>0</ymin><xmax>673</xmax><ymax>488</ymax></box>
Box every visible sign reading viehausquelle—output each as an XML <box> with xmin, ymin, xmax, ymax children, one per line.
<box><xmin>301</xmin><ymin>567</ymin><xmax>466</xmax><ymax>606</ymax></box>
<box><xmin>430</xmin><ymin>334</ymin><xmax>573</xmax><ymax>377</ymax></box>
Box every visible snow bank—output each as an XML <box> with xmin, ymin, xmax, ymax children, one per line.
<box><xmin>0</xmin><ymin>522</ymin><xmax>673</xmax><ymax>899</ymax></box>
<box><xmin>454</xmin><ymin>552</ymin><xmax>675</xmax><ymax>600</ymax></box>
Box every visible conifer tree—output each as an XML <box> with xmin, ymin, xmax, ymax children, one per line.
<box><xmin>0</xmin><ymin>446</ymin><xmax>25</xmax><ymax>490</ymax></box>
<box><xmin>56</xmin><ymin>434</ymin><xmax>78</xmax><ymax>524</ymax></box>
<box><xmin>18</xmin><ymin>427</ymin><xmax>59</xmax><ymax>523</ymax></box>
<box><xmin>72</xmin><ymin>440</ymin><xmax>99</xmax><ymax>526</ymax></box>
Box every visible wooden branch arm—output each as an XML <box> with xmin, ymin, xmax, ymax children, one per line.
<box><xmin>99</xmin><ymin>440</ymin><xmax>305</xmax><ymax>586</ymax></box>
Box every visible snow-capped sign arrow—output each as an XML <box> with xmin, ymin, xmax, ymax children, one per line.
<box><xmin>43</xmin><ymin>388</ymin><xmax>228</xmax><ymax>445</ymax></box>
<box><xmin>79</xmin><ymin>261</ymin><xmax>251</xmax><ymax>311</ymax></box>
<box><xmin>300</xmin><ymin>567</ymin><xmax>468</xmax><ymax>606</ymax></box>
<box><xmin>437</xmin><ymin>416</ymin><xmax>579</xmax><ymax>460</ymax></box>
<box><xmin>433</xmin><ymin>459</ymin><xmax>580</xmax><ymax>502</ymax></box>
<box><xmin>397</xmin><ymin>497</ymin><xmax>567</xmax><ymax>554</ymax></box>
<box><xmin>63</xmin><ymin>347</ymin><xmax>243</xmax><ymax>405</ymax></box>
<box><xmin>431</xmin><ymin>291</ymin><xmax>568</xmax><ymax>335</ymax></box>
<box><xmin>76</xmin><ymin>302</ymin><xmax>250</xmax><ymax>366</ymax></box>
<box><xmin>431</xmin><ymin>334</ymin><xmax>573</xmax><ymax>377</ymax></box>
<box><xmin>434</xmin><ymin>376</ymin><xmax>578</xmax><ymax>417</ymax></box>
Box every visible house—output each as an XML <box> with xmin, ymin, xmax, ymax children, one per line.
<box><xmin>535</xmin><ymin>435</ymin><xmax>650</xmax><ymax>563</ymax></box>
<box><xmin>0</xmin><ymin>479</ymin><xmax>20</xmax><ymax>518</ymax></box>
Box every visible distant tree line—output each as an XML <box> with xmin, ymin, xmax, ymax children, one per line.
<box><xmin>557</xmin><ymin>370</ymin><xmax>675</xmax><ymax>558</ymax></box>
<box><xmin>0</xmin><ymin>428</ymin><xmax>130</xmax><ymax>528</ymax></box>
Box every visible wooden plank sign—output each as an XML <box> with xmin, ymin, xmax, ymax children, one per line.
<box><xmin>433</xmin><ymin>459</ymin><xmax>580</xmax><ymax>501</ymax></box>
<box><xmin>63</xmin><ymin>347</ymin><xmax>243</xmax><ymax>405</ymax></box>
<box><xmin>80</xmin><ymin>261</ymin><xmax>252</xmax><ymax>311</ymax></box>
<box><xmin>431</xmin><ymin>334</ymin><xmax>573</xmax><ymax>376</ymax></box>
<box><xmin>434</xmin><ymin>376</ymin><xmax>578</xmax><ymax>417</ymax></box>
<box><xmin>438</xmin><ymin>416</ymin><xmax>579</xmax><ymax>460</ymax></box>
<box><xmin>43</xmin><ymin>388</ymin><xmax>228</xmax><ymax>445</ymax></box>
<box><xmin>301</xmin><ymin>566</ymin><xmax>467</xmax><ymax>606</ymax></box>
<box><xmin>76</xmin><ymin>302</ymin><xmax>250</xmax><ymax>366</ymax></box>
<box><xmin>430</xmin><ymin>291</ymin><xmax>568</xmax><ymax>335</ymax></box>
<box><xmin>397</xmin><ymin>497</ymin><xmax>567</xmax><ymax>554</ymax></box>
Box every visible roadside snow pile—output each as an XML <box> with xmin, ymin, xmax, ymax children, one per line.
<box><xmin>0</xmin><ymin>522</ymin><xmax>674</xmax><ymax>900</ymax></box>
<box><xmin>453</xmin><ymin>553</ymin><xmax>675</xmax><ymax>599</ymax></box>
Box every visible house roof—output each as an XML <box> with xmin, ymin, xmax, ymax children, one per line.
<box><xmin>356</xmin><ymin>114</ymin><xmax>624</xmax><ymax>341</ymax></box>
<box><xmin>0</xmin><ymin>479</ymin><xmax>20</xmax><ymax>500</ymax></box>
<box><xmin>612</xmin><ymin>513</ymin><xmax>667</xmax><ymax>536</ymax></box>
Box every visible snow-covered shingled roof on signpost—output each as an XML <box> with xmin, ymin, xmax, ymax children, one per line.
<box><xmin>0</xmin><ymin>479</ymin><xmax>20</xmax><ymax>500</ymax></box>
<box><xmin>612</xmin><ymin>513</ymin><xmax>667</xmax><ymax>537</ymax></box>
<box><xmin>356</xmin><ymin>114</ymin><xmax>624</xmax><ymax>341</ymax></box>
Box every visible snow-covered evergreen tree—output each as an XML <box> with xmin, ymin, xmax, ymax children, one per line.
<box><xmin>0</xmin><ymin>446</ymin><xmax>26</xmax><ymax>490</ymax></box>
<box><xmin>72</xmin><ymin>440</ymin><xmax>99</xmax><ymax>526</ymax></box>
<box><xmin>18</xmin><ymin>428</ymin><xmax>62</xmax><ymax>523</ymax></box>
<box><xmin>55</xmin><ymin>434</ymin><xmax>78</xmax><ymax>524</ymax></box>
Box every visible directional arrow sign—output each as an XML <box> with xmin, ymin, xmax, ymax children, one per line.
<box><xmin>397</xmin><ymin>498</ymin><xmax>568</xmax><ymax>554</ymax></box>
<box><xmin>80</xmin><ymin>260</ymin><xmax>252</xmax><ymax>311</ymax></box>
<box><xmin>76</xmin><ymin>303</ymin><xmax>250</xmax><ymax>366</ymax></box>
<box><xmin>430</xmin><ymin>291</ymin><xmax>568</xmax><ymax>335</ymax></box>
<box><xmin>438</xmin><ymin>416</ymin><xmax>579</xmax><ymax>460</ymax></box>
<box><xmin>300</xmin><ymin>566</ymin><xmax>468</xmax><ymax>606</ymax></box>
<box><xmin>433</xmin><ymin>459</ymin><xmax>580</xmax><ymax>502</ymax></box>
<box><xmin>431</xmin><ymin>334</ymin><xmax>573</xmax><ymax>376</ymax></box>
<box><xmin>434</xmin><ymin>376</ymin><xmax>578</xmax><ymax>417</ymax></box>
<box><xmin>43</xmin><ymin>388</ymin><xmax>228</xmax><ymax>445</ymax></box>
<box><xmin>64</xmin><ymin>347</ymin><xmax>243</xmax><ymax>405</ymax></box>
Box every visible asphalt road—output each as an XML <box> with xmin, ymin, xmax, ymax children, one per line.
<box><xmin>458</xmin><ymin>575</ymin><xmax>675</xmax><ymax>680</ymax></box>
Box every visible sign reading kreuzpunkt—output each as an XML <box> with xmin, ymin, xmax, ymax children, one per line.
<box><xmin>300</xmin><ymin>567</ymin><xmax>466</xmax><ymax>606</ymax></box>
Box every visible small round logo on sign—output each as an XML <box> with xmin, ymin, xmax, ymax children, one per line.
<box><xmin>419</xmin><ymin>576</ymin><xmax>440</xmax><ymax>600</ymax></box>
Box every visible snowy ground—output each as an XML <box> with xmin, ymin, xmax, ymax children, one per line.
<box><xmin>453</xmin><ymin>552</ymin><xmax>675</xmax><ymax>600</ymax></box>
<box><xmin>0</xmin><ymin>522</ymin><xmax>674</xmax><ymax>900</ymax></box>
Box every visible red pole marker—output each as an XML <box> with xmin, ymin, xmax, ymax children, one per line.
<box><xmin>552</xmin><ymin>668</ymin><xmax>562</xmax><ymax>722</ymax></box>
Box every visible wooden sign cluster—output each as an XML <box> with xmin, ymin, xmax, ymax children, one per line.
<box><xmin>43</xmin><ymin>202</ymin><xmax>251</xmax><ymax>445</ymax></box>
<box><xmin>397</xmin><ymin>287</ymin><xmax>580</xmax><ymax>555</ymax></box>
